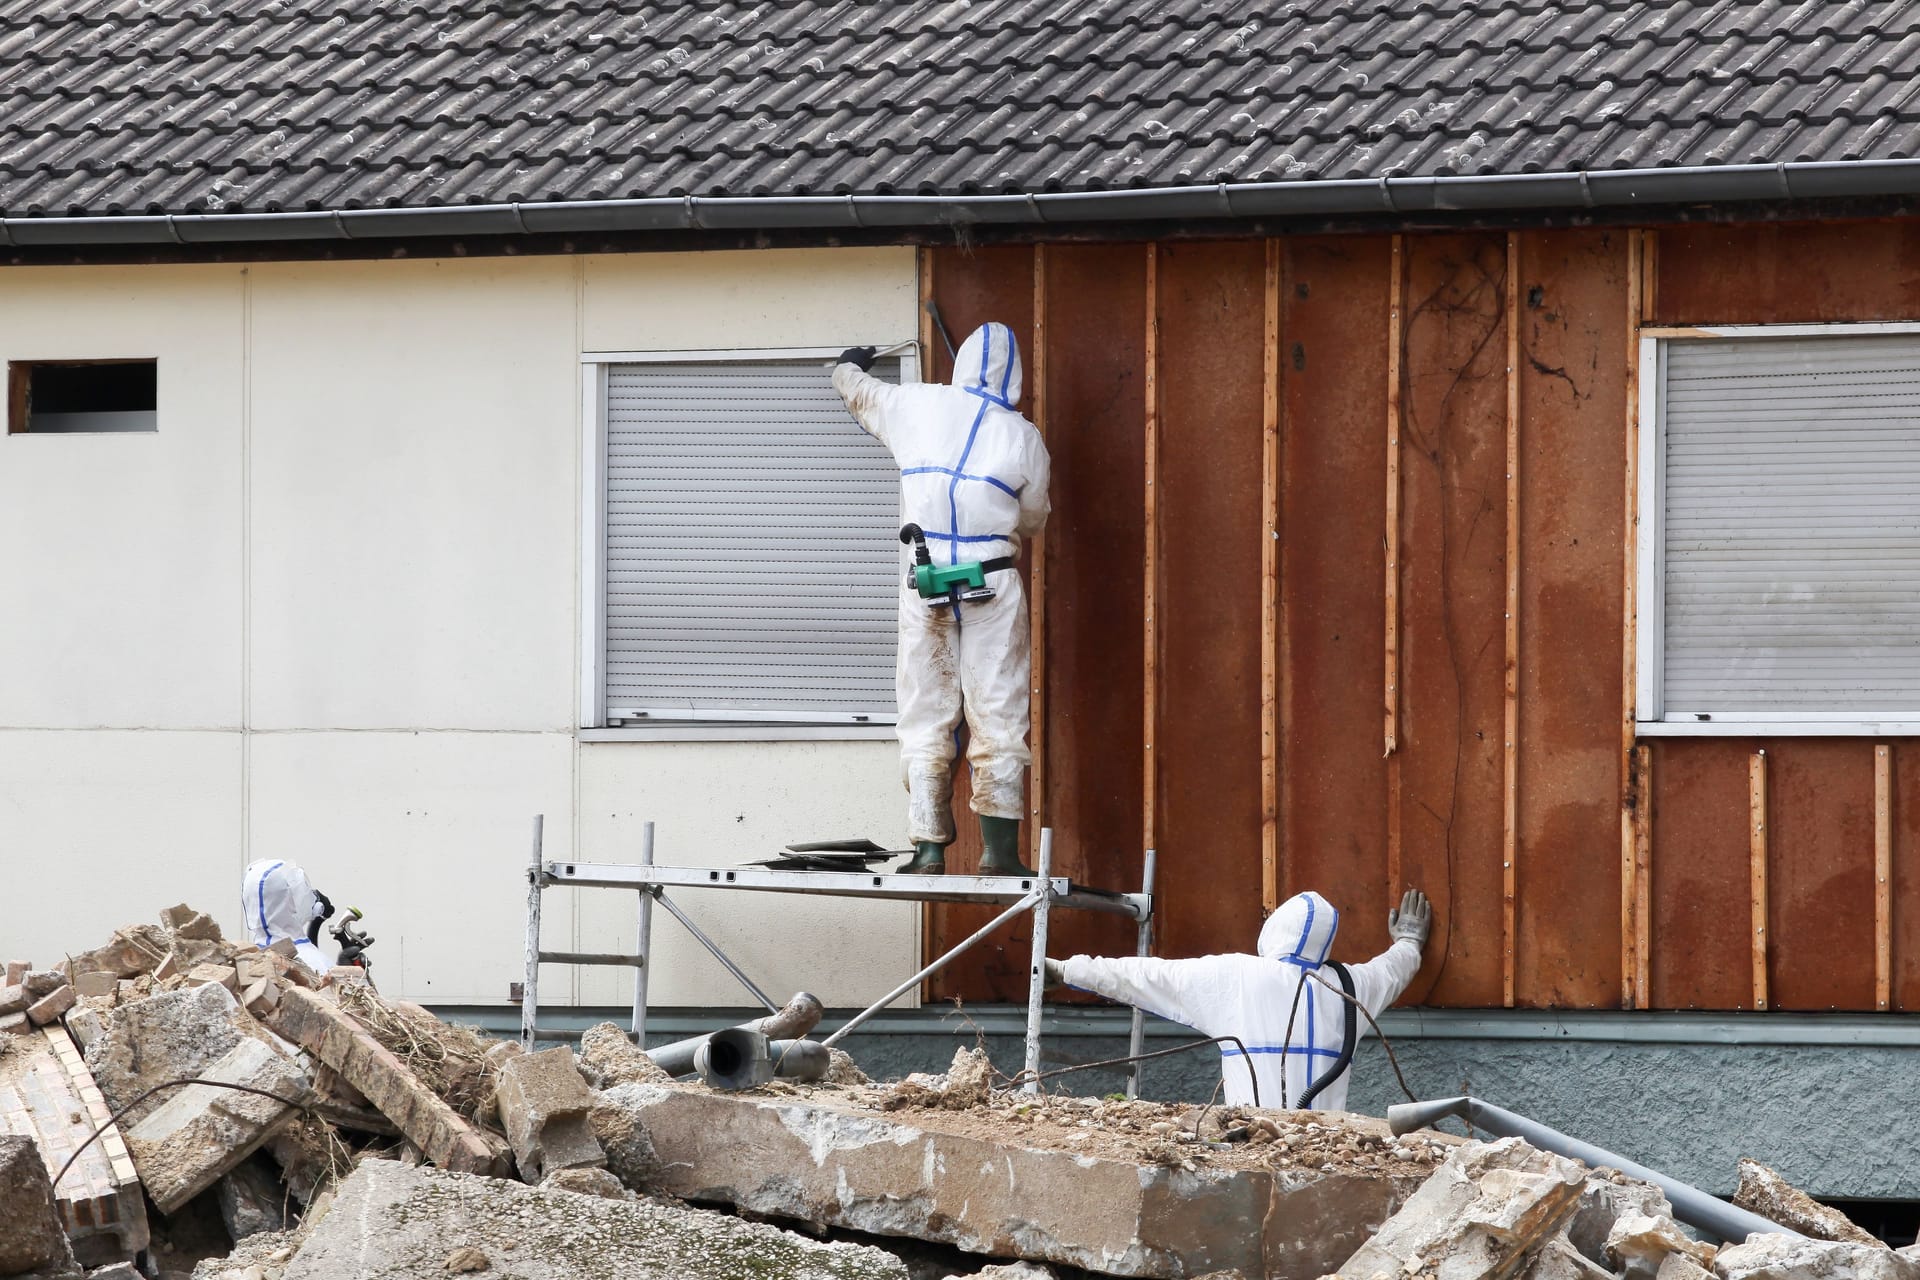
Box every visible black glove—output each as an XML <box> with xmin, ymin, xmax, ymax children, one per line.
<box><xmin>312</xmin><ymin>889</ymin><xmax>335</xmax><ymax>921</ymax></box>
<box><xmin>836</xmin><ymin>346</ymin><xmax>878</xmax><ymax>372</ymax></box>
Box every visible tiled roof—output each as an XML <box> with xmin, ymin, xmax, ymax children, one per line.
<box><xmin>2</xmin><ymin>0</ymin><xmax>1919</xmax><ymax>219</ymax></box>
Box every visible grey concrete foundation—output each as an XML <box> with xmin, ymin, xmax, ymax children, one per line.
<box><xmin>437</xmin><ymin>1004</ymin><xmax>1920</xmax><ymax>1202</ymax></box>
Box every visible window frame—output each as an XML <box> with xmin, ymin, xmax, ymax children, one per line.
<box><xmin>1635</xmin><ymin>320</ymin><xmax>1920</xmax><ymax>737</ymax></box>
<box><xmin>579</xmin><ymin>345</ymin><xmax>919</xmax><ymax>739</ymax></box>
<box><xmin>7</xmin><ymin>357</ymin><xmax>159</xmax><ymax>435</ymax></box>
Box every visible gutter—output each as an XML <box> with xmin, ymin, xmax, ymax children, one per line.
<box><xmin>4</xmin><ymin>157</ymin><xmax>1920</xmax><ymax>247</ymax></box>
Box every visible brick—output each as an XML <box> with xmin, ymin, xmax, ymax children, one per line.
<box><xmin>185</xmin><ymin>963</ymin><xmax>238</xmax><ymax>992</ymax></box>
<box><xmin>267</xmin><ymin>986</ymin><xmax>507</xmax><ymax>1176</ymax></box>
<box><xmin>74</xmin><ymin>971</ymin><xmax>119</xmax><ymax>999</ymax></box>
<box><xmin>234</xmin><ymin>952</ymin><xmax>274</xmax><ymax>987</ymax></box>
<box><xmin>25</xmin><ymin>984</ymin><xmax>75</xmax><ymax>1026</ymax></box>
<box><xmin>2</xmin><ymin>963</ymin><xmax>27</xmax><ymax>986</ymax></box>
<box><xmin>242</xmin><ymin>979</ymin><xmax>281</xmax><ymax>1019</ymax></box>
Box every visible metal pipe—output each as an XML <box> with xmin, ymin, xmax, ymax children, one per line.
<box><xmin>1126</xmin><ymin>845</ymin><xmax>1158</xmax><ymax>1099</ymax></box>
<box><xmin>521</xmin><ymin>815</ymin><xmax>544</xmax><ymax>1051</ymax></box>
<box><xmin>1388</xmin><ymin>1096</ymin><xmax>1797</xmax><ymax>1245</ymax></box>
<box><xmin>694</xmin><ymin>1030</ymin><xmax>832</xmax><ymax>1090</ymax></box>
<box><xmin>19</xmin><ymin>158</ymin><xmax>1920</xmax><ymax>247</ymax></box>
<box><xmin>653</xmin><ymin>889</ymin><xmax>780</xmax><ymax>1013</ymax></box>
<box><xmin>1022</xmin><ymin>829</ymin><xmax>1055</xmax><ymax>1093</ymax></box>
<box><xmin>822</xmin><ymin>891</ymin><xmax>1042</xmax><ymax>1047</ymax></box>
<box><xmin>645</xmin><ymin>991</ymin><xmax>824</xmax><ymax>1076</ymax></box>
<box><xmin>769</xmin><ymin>1038</ymin><xmax>830</xmax><ymax>1082</ymax></box>
<box><xmin>632</xmin><ymin>820</ymin><xmax>654</xmax><ymax>1041</ymax></box>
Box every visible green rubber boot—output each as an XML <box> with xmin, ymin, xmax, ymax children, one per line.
<box><xmin>900</xmin><ymin>840</ymin><xmax>948</xmax><ymax>874</ymax></box>
<box><xmin>978</xmin><ymin>816</ymin><xmax>1035</xmax><ymax>876</ymax></box>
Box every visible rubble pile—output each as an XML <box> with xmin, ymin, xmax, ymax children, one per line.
<box><xmin>0</xmin><ymin>905</ymin><xmax>1904</xmax><ymax>1280</ymax></box>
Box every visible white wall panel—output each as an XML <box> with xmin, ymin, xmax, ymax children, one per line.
<box><xmin>0</xmin><ymin>730</ymin><xmax>239</xmax><ymax>963</ymax></box>
<box><xmin>247</xmin><ymin>730</ymin><xmax>573</xmax><ymax>1005</ymax></box>
<box><xmin>583</xmin><ymin>248</ymin><xmax>915</xmax><ymax>353</ymax></box>
<box><xmin>574</xmin><ymin>738</ymin><xmax>915</xmax><ymax>1008</ymax></box>
<box><xmin>0</xmin><ymin>266</ymin><xmax>244</xmax><ymax>728</ymax></box>
<box><xmin>248</xmin><ymin>258</ymin><xmax>578</xmax><ymax>731</ymax></box>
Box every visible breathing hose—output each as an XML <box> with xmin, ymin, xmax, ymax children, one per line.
<box><xmin>1295</xmin><ymin>960</ymin><xmax>1358</xmax><ymax>1108</ymax></box>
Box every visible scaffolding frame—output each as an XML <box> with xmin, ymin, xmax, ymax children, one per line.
<box><xmin>520</xmin><ymin>816</ymin><xmax>1157</xmax><ymax>1093</ymax></box>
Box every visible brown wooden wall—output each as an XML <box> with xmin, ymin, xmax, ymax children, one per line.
<box><xmin>924</xmin><ymin>219</ymin><xmax>1920</xmax><ymax>1012</ymax></box>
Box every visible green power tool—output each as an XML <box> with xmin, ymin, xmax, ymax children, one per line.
<box><xmin>900</xmin><ymin>524</ymin><xmax>1011</xmax><ymax>608</ymax></box>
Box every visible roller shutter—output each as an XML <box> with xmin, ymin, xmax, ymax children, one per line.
<box><xmin>1661</xmin><ymin>333</ymin><xmax>1920</xmax><ymax>717</ymax></box>
<box><xmin>604</xmin><ymin>359</ymin><xmax>902</xmax><ymax>723</ymax></box>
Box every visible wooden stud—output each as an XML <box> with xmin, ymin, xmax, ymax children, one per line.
<box><xmin>1620</xmin><ymin>229</ymin><xmax>1644</xmax><ymax>1008</ymax></box>
<box><xmin>916</xmin><ymin>248</ymin><xmax>936</xmax><ymax>971</ymax></box>
<box><xmin>1028</xmin><ymin>246</ymin><xmax>1049</xmax><ymax>867</ymax></box>
<box><xmin>1634</xmin><ymin>742</ymin><xmax>1652</xmax><ymax>1002</ymax></box>
<box><xmin>1384</xmin><ymin>235</ymin><xmax>1405</xmax><ymax>899</ymax></box>
<box><xmin>1877</xmin><ymin>743</ymin><xmax>1892</xmax><ymax>1011</ymax></box>
<box><xmin>1143</xmin><ymin>244</ymin><xmax>1160</xmax><ymax>861</ymax></box>
<box><xmin>1503</xmin><ymin>232</ymin><xmax>1520</xmax><ymax>1009</ymax></box>
<box><xmin>1750</xmin><ymin>749</ymin><xmax>1769</xmax><ymax>1012</ymax></box>
<box><xmin>1261</xmin><ymin>238</ymin><xmax>1282</xmax><ymax>913</ymax></box>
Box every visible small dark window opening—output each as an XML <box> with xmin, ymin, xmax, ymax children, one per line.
<box><xmin>8</xmin><ymin>360</ymin><xmax>157</xmax><ymax>434</ymax></box>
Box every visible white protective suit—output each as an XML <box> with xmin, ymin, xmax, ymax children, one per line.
<box><xmin>1059</xmin><ymin>891</ymin><xmax>1421</xmax><ymax>1111</ymax></box>
<box><xmin>241</xmin><ymin>859</ymin><xmax>331</xmax><ymax>973</ymax></box>
<box><xmin>833</xmin><ymin>324</ymin><xmax>1051</xmax><ymax>844</ymax></box>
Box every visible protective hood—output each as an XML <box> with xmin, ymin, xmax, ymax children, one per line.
<box><xmin>242</xmin><ymin>859</ymin><xmax>330</xmax><ymax>971</ymax></box>
<box><xmin>951</xmin><ymin>322</ymin><xmax>1022</xmax><ymax>409</ymax></box>
<box><xmin>1257</xmin><ymin>891</ymin><xmax>1339</xmax><ymax>968</ymax></box>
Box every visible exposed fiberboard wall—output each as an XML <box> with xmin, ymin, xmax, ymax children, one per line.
<box><xmin>0</xmin><ymin>248</ymin><xmax>921</xmax><ymax>1009</ymax></box>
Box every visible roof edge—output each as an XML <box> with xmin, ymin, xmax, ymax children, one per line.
<box><xmin>5</xmin><ymin>158</ymin><xmax>1920</xmax><ymax>246</ymax></box>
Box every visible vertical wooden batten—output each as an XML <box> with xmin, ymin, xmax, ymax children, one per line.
<box><xmin>1877</xmin><ymin>743</ymin><xmax>1893</xmax><ymax>1011</ymax></box>
<box><xmin>1143</xmin><ymin>244</ymin><xmax>1160</xmax><ymax>864</ymax></box>
<box><xmin>1262</xmin><ymin>239</ymin><xmax>1282</xmax><ymax>913</ymax></box>
<box><xmin>1750</xmin><ymin>748</ymin><xmax>1770</xmax><ymax>1012</ymax></box>
<box><xmin>1620</xmin><ymin>229</ymin><xmax>1645</xmax><ymax>1008</ymax></box>
<box><xmin>1503</xmin><ymin>232</ymin><xmax>1520</xmax><ymax>1008</ymax></box>
<box><xmin>1028</xmin><ymin>246</ymin><xmax>1049</xmax><ymax>867</ymax></box>
<box><xmin>1384</xmin><ymin>235</ymin><xmax>1405</xmax><ymax>894</ymax></box>
<box><xmin>1634</xmin><ymin>742</ymin><xmax>1651</xmax><ymax>1001</ymax></box>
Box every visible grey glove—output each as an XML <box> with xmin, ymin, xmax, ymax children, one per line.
<box><xmin>1041</xmin><ymin>957</ymin><xmax>1066</xmax><ymax>989</ymax></box>
<box><xmin>1389</xmin><ymin>889</ymin><xmax>1432</xmax><ymax>948</ymax></box>
<box><xmin>836</xmin><ymin>345</ymin><xmax>878</xmax><ymax>372</ymax></box>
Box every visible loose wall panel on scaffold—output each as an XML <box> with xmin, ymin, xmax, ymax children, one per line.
<box><xmin>1277</xmin><ymin>236</ymin><xmax>1397</xmax><ymax>970</ymax></box>
<box><xmin>1393</xmin><ymin>234</ymin><xmax>1511</xmax><ymax>1006</ymax></box>
<box><xmin>1512</xmin><ymin>229</ymin><xmax>1629</xmax><ymax>1008</ymax></box>
<box><xmin>923</xmin><ymin>245</ymin><xmax>1039</xmax><ymax>998</ymax></box>
<box><xmin>1152</xmin><ymin>240</ymin><xmax>1268</xmax><ymax>960</ymax></box>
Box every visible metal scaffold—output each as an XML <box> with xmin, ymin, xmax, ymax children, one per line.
<box><xmin>520</xmin><ymin>816</ymin><xmax>1157</xmax><ymax>1093</ymax></box>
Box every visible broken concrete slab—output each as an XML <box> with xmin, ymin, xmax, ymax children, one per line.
<box><xmin>0</xmin><ymin>1012</ymin><xmax>28</xmax><ymax>1038</ymax></box>
<box><xmin>576</xmin><ymin>1021</ymin><xmax>669</xmax><ymax>1090</ymax></box>
<box><xmin>71</xmin><ymin>973</ymin><xmax>117</xmax><ymax>1001</ymax></box>
<box><xmin>1338</xmin><ymin>1138</ymin><xmax>1589</xmax><ymax>1280</ymax></box>
<box><xmin>160</xmin><ymin>905</ymin><xmax>224</xmax><ymax>942</ymax></box>
<box><xmin>59</xmin><ymin>927</ymin><xmax>170</xmax><ymax>983</ymax></box>
<box><xmin>23</xmin><ymin>971</ymin><xmax>66</xmax><ymax>998</ymax></box>
<box><xmin>0</xmin><ymin>984</ymin><xmax>27</xmax><ymax>1016</ymax></box>
<box><xmin>1732</xmin><ymin>1159</ymin><xmax>1882</xmax><ymax>1248</ymax></box>
<box><xmin>280</xmin><ymin>1158</ymin><xmax>909</xmax><ymax>1280</ymax></box>
<box><xmin>1712</xmin><ymin>1234</ymin><xmax>1919</xmax><ymax>1280</ymax></box>
<box><xmin>1566</xmin><ymin>1174</ymin><xmax>1674</xmax><ymax>1269</ymax></box>
<box><xmin>1526</xmin><ymin>1237</ymin><xmax>1617</xmax><ymax>1280</ymax></box>
<box><xmin>600</xmin><ymin>1083</ymin><xmax>1429</xmax><ymax>1280</ymax></box>
<box><xmin>1606</xmin><ymin>1212</ymin><xmax>1718</xmax><ymax>1278</ymax></box>
<box><xmin>0</xmin><ymin>1135</ymin><xmax>81</xmax><ymax>1278</ymax></box>
<box><xmin>0</xmin><ymin>1026</ymin><xmax>148</xmax><ymax>1267</ymax></box>
<box><xmin>122</xmin><ymin>1032</ymin><xmax>307</xmax><ymax>1214</ymax></box>
<box><xmin>494</xmin><ymin>1047</ymin><xmax>603</xmax><ymax>1182</ymax></box>
<box><xmin>266</xmin><ymin>986</ymin><xmax>506</xmax><ymax>1177</ymax></box>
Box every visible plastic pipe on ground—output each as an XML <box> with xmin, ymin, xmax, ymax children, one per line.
<box><xmin>1388</xmin><ymin>1096</ymin><xmax>1797</xmax><ymax>1245</ymax></box>
<box><xmin>645</xmin><ymin>991</ymin><xmax>823</xmax><ymax>1077</ymax></box>
<box><xmin>695</xmin><ymin>1028</ymin><xmax>831</xmax><ymax>1090</ymax></box>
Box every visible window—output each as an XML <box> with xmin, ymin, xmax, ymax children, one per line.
<box><xmin>8</xmin><ymin>360</ymin><xmax>157</xmax><ymax>433</ymax></box>
<box><xmin>581</xmin><ymin>348</ymin><xmax>912</xmax><ymax>731</ymax></box>
<box><xmin>1637</xmin><ymin>324</ymin><xmax>1920</xmax><ymax>733</ymax></box>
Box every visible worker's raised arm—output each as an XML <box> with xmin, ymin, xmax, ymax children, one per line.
<box><xmin>1348</xmin><ymin>889</ymin><xmax>1431</xmax><ymax>1020</ymax></box>
<box><xmin>1056</xmin><ymin>953</ymin><xmax>1236</xmax><ymax>1038</ymax></box>
<box><xmin>831</xmin><ymin>350</ymin><xmax>907</xmax><ymax>450</ymax></box>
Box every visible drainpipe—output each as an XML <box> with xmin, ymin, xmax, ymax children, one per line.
<box><xmin>644</xmin><ymin>991</ymin><xmax>823</xmax><ymax>1077</ymax></box>
<box><xmin>1389</xmin><ymin>1096</ymin><xmax>1797</xmax><ymax>1245</ymax></box>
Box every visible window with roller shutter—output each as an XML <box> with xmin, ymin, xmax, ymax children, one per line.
<box><xmin>582</xmin><ymin>353</ymin><xmax>907</xmax><ymax>729</ymax></box>
<box><xmin>1638</xmin><ymin>325</ymin><xmax>1920</xmax><ymax>733</ymax></box>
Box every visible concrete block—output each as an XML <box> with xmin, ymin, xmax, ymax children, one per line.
<box><xmin>599</xmin><ymin>1084</ymin><xmax>1427</xmax><ymax>1280</ymax></box>
<box><xmin>0</xmin><ymin>984</ymin><xmax>26</xmax><ymax>1016</ymax></box>
<box><xmin>23</xmin><ymin>970</ymin><xmax>66</xmax><ymax>998</ymax></box>
<box><xmin>0</xmin><ymin>1135</ymin><xmax>78</xmax><ymax>1277</ymax></box>
<box><xmin>185</xmin><ymin>963</ymin><xmax>238</xmax><ymax>992</ymax></box>
<box><xmin>578</xmin><ymin>1021</ymin><xmax>670</xmax><ymax>1089</ymax></box>
<box><xmin>495</xmin><ymin>1046</ymin><xmax>603</xmax><ymax>1182</ymax></box>
<box><xmin>1339</xmin><ymin>1138</ymin><xmax>1590</xmax><ymax>1280</ymax></box>
<box><xmin>0</xmin><ymin>1011</ymin><xmax>32</xmax><ymax>1037</ymax></box>
<box><xmin>1733</xmin><ymin>1158</ymin><xmax>1881</xmax><ymax>1246</ymax></box>
<box><xmin>122</xmin><ymin>1034</ymin><xmax>306</xmax><ymax>1214</ymax></box>
<box><xmin>73</xmin><ymin>972</ymin><xmax>118</xmax><ymax>1000</ymax></box>
<box><xmin>4</xmin><ymin>961</ymin><xmax>29</xmax><ymax>985</ymax></box>
<box><xmin>0</xmin><ymin>1028</ymin><xmax>148</xmax><ymax>1266</ymax></box>
<box><xmin>266</xmin><ymin>985</ymin><xmax>507</xmax><ymax>1176</ymax></box>
<box><xmin>281</xmin><ymin>1159</ymin><xmax>909</xmax><ymax>1280</ymax></box>
<box><xmin>1712</xmin><ymin>1234</ymin><xmax>1918</xmax><ymax>1280</ymax></box>
<box><xmin>27</xmin><ymin>983</ymin><xmax>77</xmax><ymax>1026</ymax></box>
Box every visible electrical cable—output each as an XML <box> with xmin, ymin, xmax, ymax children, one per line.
<box><xmin>53</xmin><ymin>1076</ymin><xmax>316</xmax><ymax>1193</ymax></box>
<box><xmin>1003</xmin><ymin>1034</ymin><xmax>1259</xmax><ymax>1109</ymax></box>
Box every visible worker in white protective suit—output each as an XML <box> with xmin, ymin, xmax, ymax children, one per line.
<box><xmin>240</xmin><ymin>859</ymin><xmax>336</xmax><ymax>974</ymax></box>
<box><xmin>832</xmin><ymin>324</ymin><xmax>1050</xmax><ymax>875</ymax></box>
<box><xmin>1044</xmin><ymin>889</ymin><xmax>1432</xmax><ymax>1111</ymax></box>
